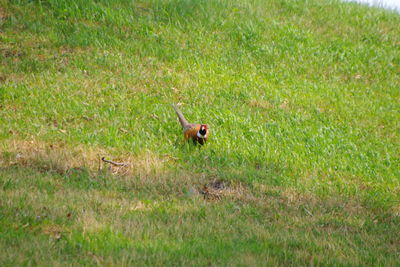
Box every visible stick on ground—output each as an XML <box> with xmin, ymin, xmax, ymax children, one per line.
<box><xmin>101</xmin><ymin>157</ymin><xmax>129</xmax><ymax>167</ymax></box>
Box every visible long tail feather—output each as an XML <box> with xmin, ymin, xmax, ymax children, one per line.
<box><xmin>172</xmin><ymin>104</ymin><xmax>189</xmax><ymax>129</ymax></box>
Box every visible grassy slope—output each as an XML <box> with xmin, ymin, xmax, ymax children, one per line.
<box><xmin>1</xmin><ymin>0</ymin><xmax>399</xmax><ymax>265</ymax></box>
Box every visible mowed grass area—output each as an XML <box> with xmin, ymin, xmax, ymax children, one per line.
<box><xmin>0</xmin><ymin>0</ymin><xmax>399</xmax><ymax>265</ymax></box>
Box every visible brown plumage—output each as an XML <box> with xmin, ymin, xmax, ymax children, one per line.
<box><xmin>173</xmin><ymin>104</ymin><xmax>209</xmax><ymax>145</ymax></box>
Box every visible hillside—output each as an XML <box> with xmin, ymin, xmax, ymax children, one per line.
<box><xmin>1</xmin><ymin>0</ymin><xmax>399</xmax><ymax>265</ymax></box>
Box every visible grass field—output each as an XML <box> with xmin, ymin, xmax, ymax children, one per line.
<box><xmin>1</xmin><ymin>0</ymin><xmax>399</xmax><ymax>265</ymax></box>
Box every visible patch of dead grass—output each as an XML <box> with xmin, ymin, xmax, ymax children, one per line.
<box><xmin>2</xmin><ymin>139</ymin><xmax>399</xmax><ymax>222</ymax></box>
<box><xmin>281</xmin><ymin>188</ymin><xmax>318</xmax><ymax>206</ymax></box>
<box><xmin>77</xmin><ymin>210</ymin><xmax>107</xmax><ymax>234</ymax></box>
<box><xmin>42</xmin><ymin>225</ymin><xmax>67</xmax><ymax>240</ymax></box>
<box><xmin>247</xmin><ymin>99</ymin><xmax>274</xmax><ymax>109</ymax></box>
<box><xmin>0</xmin><ymin>6</ymin><xmax>8</xmax><ymax>21</ymax></box>
<box><xmin>391</xmin><ymin>205</ymin><xmax>400</xmax><ymax>217</ymax></box>
<box><xmin>0</xmin><ymin>139</ymin><xmax>167</xmax><ymax>178</ymax></box>
<box><xmin>200</xmin><ymin>179</ymin><xmax>251</xmax><ymax>202</ymax></box>
<box><xmin>251</xmin><ymin>182</ymin><xmax>384</xmax><ymax>220</ymax></box>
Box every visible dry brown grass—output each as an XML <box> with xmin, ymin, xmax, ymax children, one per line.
<box><xmin>247</xmin><ymin>99</ymin><xmax>274</xmax><ymax>109</ymax></box>
<box><xmin>42</xmin><ymin>225</ymin><xmax>67</xmax><ymax>240</ymax></box>
<box><xmin>0</xmin><ymin>139</ymin><xmax>254</xmax><ymax>206</ymax></box>
<box><xmin>2</xmin><ymin>139</ymin><xmax>395</xmax><ymax>222</ymax></box>
<box><xmin>0</xmin><ymin>139</ymin><xmax>168</xmax><ymax>177</ymax></box>
<box><xmin>1</xmin><ymin>145</ymin><xmax>399</xmax><ymax>266</ymax></box>
<box><xmin>2</xmin><ymin>137</ymin><xmax>398</xmax><ymax>236</ymax></box>
<box><xmin>0</xmin><ymin>9</ymin><xmax>5</xmax><ymax>19</ymax></box>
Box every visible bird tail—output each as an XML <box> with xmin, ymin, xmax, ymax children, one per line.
<box><xmin>172</xmin><ymin>104</ymin><xmax>189</xmax><ymax>129</ymax></box>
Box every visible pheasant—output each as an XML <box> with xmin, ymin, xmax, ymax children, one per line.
<box><xmin>173</xmin><ymin>104</ymin><xmax>209</xmax><ymax>145</ymax></box>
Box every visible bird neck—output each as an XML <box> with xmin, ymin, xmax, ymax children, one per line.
<box><xmin>197</xmin><ymin>131</ymin><xmax>207</xmax><ymax>138</ymax></box>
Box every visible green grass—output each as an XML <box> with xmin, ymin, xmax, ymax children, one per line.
<box><xmin>1</xmin><ymin>0</ymin><xmax>399</xmax><ymax>265</ymax></box>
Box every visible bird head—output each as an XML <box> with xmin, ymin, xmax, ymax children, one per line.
<box><xmin>198</xmin><ymin>124</ymin><xmax>208</xmax><ymax>137</ymax></box>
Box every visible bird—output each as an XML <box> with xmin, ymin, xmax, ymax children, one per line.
<box><xmin>172</xmin><ymin>104</ymin><xmax>209</xmax><ymax>145</ymax></box>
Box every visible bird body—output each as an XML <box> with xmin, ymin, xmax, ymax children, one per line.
<box><xmin>173</xmin><ymin>105</ymin><xmax>209</xmax><ymax>145</ymax></box>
